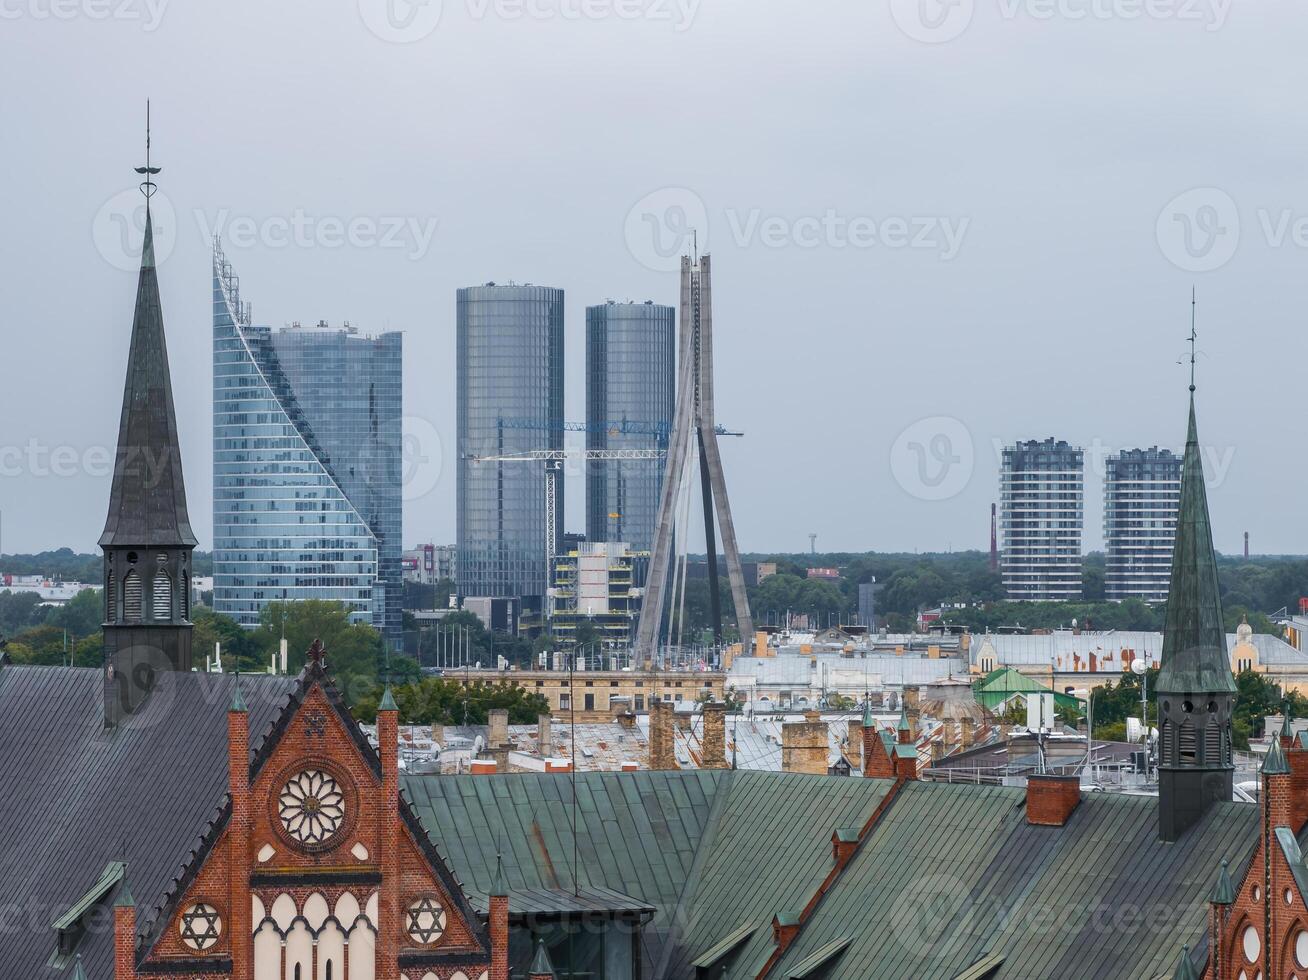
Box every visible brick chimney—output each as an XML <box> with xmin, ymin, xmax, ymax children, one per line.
<box><xmin>648</xmin><ymin>699</ymin><xmax>677</xmax><ymax>770</ymax></box>
<box><xmin>960</xmin><ymin>717</ymin><xmax>974</xmax><ymax>750</ymax></box>
<box><xmin>782</xmin><ymin>712</ymin><xmax>828</xmax><ymax>775</ymax></box>
<box><xmin>113</xmin><ymin>880</ymin><xmax>136</xmax><ymax>980</ymax></box>
<box><xmin>701</xmin><ymin>702</ymin><xmax>729</xmax><ymax>769</ymax></box>
<box><xmin>377</xmin><ymin>683</ymin><xmax>400</xmax><ymax>977</ymax></box>
<box><xmin>1026</xmin><ymin>774</ymin><xmax>1081</xmax><ymax>826</ymax></box>
<box><xmin>490</xmin><ymin>855</ymin><xmax>509</xmax><ymax>980</ymax></box>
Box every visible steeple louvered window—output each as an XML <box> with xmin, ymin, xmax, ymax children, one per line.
<box><xmin>106</xmin><ymin>572</ymin><xmax>116</xmax><ymax>621</ymax></box>
<box><xmin>123</xmin><ymin>570</ymin><xmax>142</xmax><ymax>621</ymax></box>
<box><xmin>1203</xmin><ymin>722</ymin><xmax>1221</xmax><ymax>765</ymax></box>
<box><xmin>1179</xmin><ymin>721</ymin><xmax>1197</xmax><ymax>764</ymax></box>
<box><xmin>152</xmin><ymin>555</ymin><xmax>172</xmax><ymax>621</ymax></box>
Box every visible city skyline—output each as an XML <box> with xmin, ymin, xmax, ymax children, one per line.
<box><xmin>3</xmin><ymin>3</ymin><xmax>1303</xmax><ymax>559</ymax></box>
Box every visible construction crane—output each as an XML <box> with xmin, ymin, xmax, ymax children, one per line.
<box><xmin>463</xmin><ymin>416</ymin><xmax>740</xmax><ymax>592</ymax></box>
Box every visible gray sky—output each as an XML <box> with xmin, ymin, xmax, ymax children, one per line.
<box><xmin>2</xmin><ymin>0</ymin><xmax>1305</xmax><ymax>558</ymax></box>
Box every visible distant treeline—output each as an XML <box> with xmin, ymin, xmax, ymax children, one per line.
<box><xmin>0</xmin><ymin>548</ymin><xmax>214</xmax><ymax>582</ymax></box>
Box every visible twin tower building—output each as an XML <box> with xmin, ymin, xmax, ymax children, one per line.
<box><xmin>211</xmin><ymin>247</ymin><xmax>674</xmax><ymax>639</ymax></box>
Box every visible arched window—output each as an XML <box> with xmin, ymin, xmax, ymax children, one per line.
<box><xmin>152</xmin><ymin>557</ymin><xmax>172</xmax><ymax>621</ymax></box>
<box><xmin>1203</xmin><ymin>722</ymin><xmax>1221</xmax><ymax>766</ymax></box>
<box><xmin>1159</xmin><ymin>719</ymin><xmax>1172</xmax><ymax>766</ymax></box>
<box><xmin>123</xmin><ymin>571</ymin><xmax>142</xmax><ymax>621</ymax></box>
<box><xmin>106</xmin><ymin>572</ymin><xmax>116</xmax><ymax>621</ymax></box>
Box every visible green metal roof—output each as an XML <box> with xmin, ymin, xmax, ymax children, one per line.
<box><xmin>1156</xmin><ymin>396</ymin><xmax>1237</xmax><ymax>695</ymax></box>
<box><xmin>688</xmin><ymin>922</ymin><xmax>756</xmax><ymax>970</ymax></box>
<box><xmin>775</xmin><ymin>911</ymin><xmax>802</xmax><ymax>927</ymax></box>
<box><xmin>52</xmin><ymin>862</ymin><xmax>124</xmax><ymax>930</ymax></box>
<box><xmin>953</xmin><ymin>953</ymin><xmax>1005</xmax><ymax>980</ymax></box>
<box><xmin>973</xmin><ymin>667</ymin><xmax>1083</xmax><ymax>714</ymax></box>
<box><xmin>786</xmin><ymin>936</ymin><xmax>850</xmax><ymax>978</ymax></box>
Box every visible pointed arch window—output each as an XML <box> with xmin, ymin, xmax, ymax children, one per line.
<box><xmin>123</xmin><ymin>570</ymin><xmax>142</xmax><ymax>621</ymax></box>
<box><xmin>152</xmin><ymin>556</ymin><xmax>172</xmax><ymax>621</ymax></box>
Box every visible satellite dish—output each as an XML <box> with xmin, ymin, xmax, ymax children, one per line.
<box><xmin>1131</xmin><ymin>658</ymin><xmax>1147</xmax><ymax>675</ymax></box>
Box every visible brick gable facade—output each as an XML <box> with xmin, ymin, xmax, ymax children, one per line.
<box><xmin>114</xmin><ymin>649</ymin><xmax>502</xmax><ymax>980</ymax></box>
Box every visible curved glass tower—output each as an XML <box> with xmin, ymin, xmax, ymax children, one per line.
<box><xmin>457</xmin><ymin>283</ymin><xmax>564</xmax><ymax>610</ymax></box>
<box><xmin>212</xmin><ymin>242</ymin><xmax>402</xmax><ymax>639</ymax></box>
<box><xmin>585</xmin><ymin>300</ymin><xmax>675</xmax><ymax>552</ymax></box>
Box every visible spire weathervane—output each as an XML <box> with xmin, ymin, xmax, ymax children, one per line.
<box><xmin>134</xmin><ymin>100</ymin><xmax>161</xmax><ymax>201</ymax></box>
<box><xmin>1188</xmin><ymin>287</ymin><xmax>1197</xmax><ymax>394</ymax></box>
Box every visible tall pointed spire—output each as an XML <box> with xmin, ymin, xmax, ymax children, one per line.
<box><xmin>1157</xmin><ymin>293</ymin><xmax>1236</xmax><ymax>842</ymax></box>
<box><xmin>100</xmin><ymin>103</ymin><xmax>196</xmax><ymax>549</ymax></box>
<box><xmin>100</xmin><ymin>105</ymin><xmax>197</xmax><ymax>726</ymax></box>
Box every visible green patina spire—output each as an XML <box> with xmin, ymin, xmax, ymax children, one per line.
<box><xmin>379</xmin><ymin>684</ymin><xmax>398</xmax><ymax>712</ymax></box>
<box><xmin>1263</xmin><ymin>735</ymin><xmax>1290</xmax><ymax>775</ymax></box>
<box><xmin>862</xmin><ymin>699</ymin><xmax>874</xmax><ymax>728</ymax></box>
<box><xmin>896</xmin><ymin>706</ymin><xmax>911</xmax><ymax>732</ymax></box>
<box><xmin>490</xmin><ymin>851</ymin><xmax>506</xmax><ymax>898</ymax></box>
<box><xmin>70</xmin><ymin>954</ymin><xmax>87</xmax><ymax>980</ymax></box>
<box><xmin>113</xmin><ymin>866</ymin><xmax>134</xmax><ymax>909</ymax></box>
<box><xmin>1282</xmin><ymin>711</ymin><xmax>1294</xmax><ymax>740</ymax></box>
<box><xmin>230</xmin><ymin>671</ymin><xmax>246</xmax><ymax>713</ymax></box>
<box><xmin>1156</xmin><ymin>394</ymin><xmax>1235</xmax><ymax>696</ymax></box>
<box><xmin>1210</xmin><ymin>859</ymin><xmax>1235</xmax><ymax>905</ymax></box>
<box><xmin>1171</xmin><ymin>944</ymin><xmax>1199</xmax><ymax>980</ymax></box>
<box><xmin>530</xmin><ymin>938</ymin><xmax>556</xmax><ymax>977</ymax></box>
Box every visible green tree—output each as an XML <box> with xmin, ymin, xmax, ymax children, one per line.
<box><xmin>354</xmin><ymin>677</ymin><xmax>549</xmax><ymax>725</ymax></box>
<box><xmin>44</xmin><ymin>587</ymin><xmax>103</xmax><ymax>638</ymax></box>
<box><xmin>252</xmin><ymin>601</ymin><xmax>385</xmax><ymax>705</ymax></box>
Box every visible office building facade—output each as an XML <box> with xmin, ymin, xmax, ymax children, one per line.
<box><xmin>1000</xmin><ymin>438</ymin><xmax>1084</xmax><ymax>600</ymax></box>
<box><xmin>212</xmin><ymin>243</ymin><xmax>402</xmax><ymax>638</ymax></box>
<box><xmin>1104</xmin><ymin>447</ymin><xmax>1182</xmax><ymax>602</ymax></box>
<box><xmin>456</xmin><ymin>283</ymin><xmax>564</xmax><ymax>612</ymax></box>
<box><xmin>585</xmin><ymin>300</ymin><xmax>676</xmax><ymax>553</ymax></box>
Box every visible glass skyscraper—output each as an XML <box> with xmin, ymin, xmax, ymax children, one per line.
<box><xmin>456</xmin><ymin>283</ymin><xmax>564</xmax><ymax>610</ymax></box>
<box><xmin>585</xmin><ymin>300</ymin><xmax>675</xmax><ymax>553</ymax></box>
<box><xmin>1105</xmin><ymin>447</ymin><xmax>1181</xmax><ymax>602</ymax></box>
<box><xmin>212</xmin><ymin>242</ymin><xmax>402</xmax><ymax>639</ymax></box>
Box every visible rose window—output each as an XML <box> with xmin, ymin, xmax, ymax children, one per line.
<box><xmin>278</xmin><ymin>769</ymin><xmax>345</xmax><ymax>846</ymax></box>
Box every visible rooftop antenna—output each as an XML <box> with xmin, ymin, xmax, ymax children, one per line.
<box><xmin>134</xmin><ymin>100</ymin><xmax>161</xmax><ymax>201</ymax></box>
<box><xmin>692</xmin><ymin>228</ymin><xmax>698</xmax><ymax>264</ymax></box>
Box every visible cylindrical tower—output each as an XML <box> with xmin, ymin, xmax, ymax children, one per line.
<box><xmin>585</xmin><ymin>300</ymin><xmax>676</xmax><ymax>553</ymax></box>
<box><xmin>457</xmin><ymin>283</ymin><xmax>565</xmax><ymax>613</ymax></box>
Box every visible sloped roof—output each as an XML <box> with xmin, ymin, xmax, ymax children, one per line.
<box><xmin>0</xmin><ymin>664</ymin><xmax>296</xmax><ymax>978</ymax></box>
<box><xmin>974</xmin><ymin>667</ymin><xmax>1083</xmax><ymax>713</ymax></box>
<box><xmin>766</xmin><ymin>781</ymin><xmax>1256</xmax><ymax>979</ymax></box>
<box><xmin>402</xmin><ymin>770</ymin><xmax>726</xmax><ymax>973</ymax></box>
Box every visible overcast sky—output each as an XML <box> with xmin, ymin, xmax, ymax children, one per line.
<box><xmin>2</xmin><ymin>0</ymin><xmax>1305</xmax><ymax>558</ymax></box>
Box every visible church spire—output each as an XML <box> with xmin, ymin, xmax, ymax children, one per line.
<box><xmin>100</xmin><ymin>102</ymin><xmax>196</xmax><ymax>550</ymax></box>
<box><xmin>1157</xmin><ymin>294</ymin><xmax>1236</xmax><ymax>841</ymax></box>
<box><xmin>100</xmin><ymin>105</ymin><xmax>197</xmax><ymax>726</ymax></box>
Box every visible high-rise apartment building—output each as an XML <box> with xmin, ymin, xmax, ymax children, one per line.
<box><xmin>456</xmin><ymin>283</ymin><xmax>564</xmax><ymax>612</ymax></box>
<box><xmin>585</xmin><ymin>300</ymin><xmax>676</xmax><ymax>553</ymax></box>
<box><xmin>1104</xmin><ymin>447</ymin><xmax>1182</xmax><ymax>603</ymax></box>
<box><xmin>212</xmin><ymin>243</ymin><xmax>402</xmax><ymax>638</ymax></box>
<box><xmin>1000</xmin><ymin>438</ymin><xmax>1084</xmax><ymax>600</ymax></box>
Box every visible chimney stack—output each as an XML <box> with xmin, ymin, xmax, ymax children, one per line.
<box><xmin>782</xmin><ymin>712</ymin><xmax>828</xmax><ymax>775</ymax></box>
<box><xmin>701</xmin><ymin>702</ymin><xmax>729</xmax><ymax>769</ymax></box>
<box><xmin>537</xmin><ymin>713</ymin><xmax>552</xmax><ymax>757</ymax></box>
<box><xmin>648</xmin><ymin>699</ymin><xmax>677</xmax><ymax>770</ymax></box>
<box><xmin>1026</xmin><ymin>774</ymin><xmax>1081</xmax><ymax>826</ymax></box>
